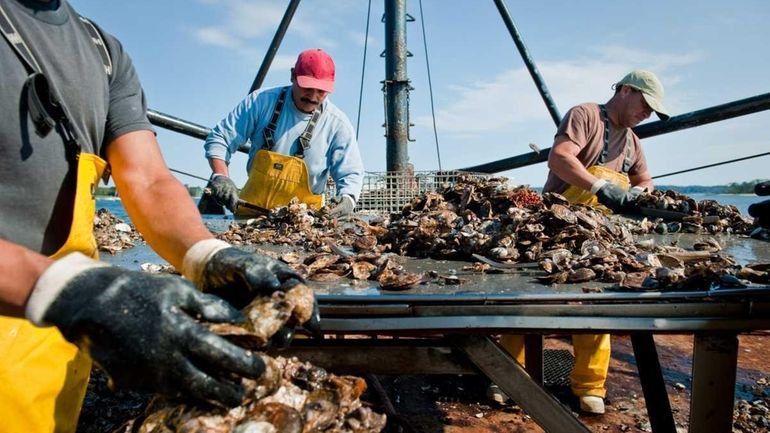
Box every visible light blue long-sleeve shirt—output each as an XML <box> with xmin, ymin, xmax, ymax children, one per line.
<box><xmin>204</xmin><ymin>85</ymin><xmax>364</xmax><ymax>201</ymax></box>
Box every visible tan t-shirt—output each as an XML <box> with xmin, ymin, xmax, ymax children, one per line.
<box><xmin>543</xmin><ymin>103</ymin><xmax>648</xmax><ymax>193</ymax></box>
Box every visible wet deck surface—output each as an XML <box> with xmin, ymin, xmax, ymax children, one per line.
<box><xmin>104</xmin><ymin>223</ymin><xmax>770</xmax><ymax>298</ymax></box>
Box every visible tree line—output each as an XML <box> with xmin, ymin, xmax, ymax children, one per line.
<box><xmin>96</xmin><ymin>185</ymin><xmax>204</xmax><ymax>197</ymax></box>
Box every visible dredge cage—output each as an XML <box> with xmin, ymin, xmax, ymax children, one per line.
<box><xmin>326</xmin><ymin>170</ymin><xmax>498</xmax><ymax>214</ymax></box>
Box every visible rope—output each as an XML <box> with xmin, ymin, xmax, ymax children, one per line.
<box><xmin>355</xmin><ymin>0</ymin><xmax>372</xmax><ymax>140</ymax></box>
<box><xmin>418</xmin><ymin>0</ymin><xmax>442</xmax><ymax>170</ymax></box>
<box><xmin>169</xmin><ymin>168</ymin><xmax>209</xmax><ymax>182</ymax></box>
<box><xmin>652</xmin><ymin>151</ymin><xmax>770</xmax><ymax>180</ymax></box>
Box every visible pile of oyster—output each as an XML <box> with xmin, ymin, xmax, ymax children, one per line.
<box><xmin>634</xmin><ymin>189</ymin><xmax>756</xmax><ymax>235</ymax></box>
<box><xmin>733</xmin><ymin>377</ymin><xmax>770</xmax><ymax>432</ymax></box>
<box><xmin>212</xmin><ymin>176</ymin><xmax>770</xmax><ymax>291</ymax></box>
<box><xmin>122</xmin><ymin>284</ymin><xmax>386</xmax><ymax>433</ymax></box>
<box><xmin>94</xmin><ymin>208</ymin><xmax>143</xmax><ymax>254</ymax></box>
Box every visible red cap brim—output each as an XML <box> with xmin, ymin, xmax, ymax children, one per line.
<box><xmin>296</xmin><ymin>75</ymin><xmax>334</xmax><ymax>93</ymax></box>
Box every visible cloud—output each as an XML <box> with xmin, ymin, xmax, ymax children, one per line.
<box><xmin>415</xmin><ymin>46</ymin><xmax>703</xmax><ymax>139</ymax></box>
<box><xmin>191</xmin><ymin>0</ymin><xmax>363</xmax><ymax>58</ymax></box>
<box><xmin>193</xmin><ymin>27</ymin><xmax>241</xmax><ymax>48</ymax></box>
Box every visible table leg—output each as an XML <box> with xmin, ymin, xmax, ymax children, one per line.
<box><xmin>453</xmin><ymin>335</ymin><xmax>591</xmax><ymax>433</ymax></box>
<box><xmin>631</xmin><ymin>333</ymin><xmax>677</xmax><ymax>433</ymax></box>
<box><xmin>524</xmin><ymin>334</ymin><xmax>544</xmax><ymax>385</ymax></box>
<box><xmin>689</xmin><ymin>333</ymin><xmax>738</xmax><ymax>433</ymax></box>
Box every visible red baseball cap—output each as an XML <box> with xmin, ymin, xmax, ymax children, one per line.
<box><xmin>293</xmin><ymin>49</ymin><xmax>335</xmax><ymax>93</ymax></box>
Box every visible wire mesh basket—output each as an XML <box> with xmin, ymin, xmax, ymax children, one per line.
<box><xmin>326</xmin><ymin>170</ymin><xmax>500</xmax><ymax>214</ymax></box>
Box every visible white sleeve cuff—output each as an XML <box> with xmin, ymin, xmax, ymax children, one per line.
<box><xmin>26</xmin><ymin>252</ymin><xmax>107</xmax><ymax>326</ymax></box>
<box><xmin>181</xmin><ymin>239</ymin><xmax>231</xmax><ymax>286</ymax></box>
<box><xmin>590</xmin><ymin>179</ymin><xmax>608</xmax><ymax>194</ymax></box>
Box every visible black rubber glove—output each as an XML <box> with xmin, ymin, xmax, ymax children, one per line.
<box><xmin>756</xmin><ymin>181</ymin><xmax>770</xmax><ymax>197</ymax></box>
<box><xmin>209</xmin><ymin>174</ymin><xmax>240</xmax><ymax>213</ymax></box>
<box><xmin>42</xmin><ymin>266</ymin><xmax>263</xmax><ymax>407</ymax></box>
<box><xmin>749</xmin><ymin>199</ymin><xmax>770</xmax><ymax>229</ymax></box>
<box><xmin>595</xmin><ymin>182</ymin><xmax>637</xmax><ymax>214</ymax></box>
<box><xmin>327</xmin><ymin>195</ymin><xmax>356</xmax><ymax>218</ymax></box>
<box><xmin>198</xmin><ymin>247</ymin><xmax>321</xmax><ymax>340</ymax></box>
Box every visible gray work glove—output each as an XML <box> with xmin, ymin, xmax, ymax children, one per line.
<box><xmin>182</xmin><ymin>240</ymin><xmax>321</xmax><ymax>343</ymax></box>
<box><xmin>749</xmin><ymin>181</ymin><xmax>770</xmax><ymax>229</ymax></box>
<box><xmin>592</xmin><ymin>180</ymin><xmax>638</xmax><ymax>214</ymax></box>
<box><xmin>327</xmin><ymin>195</ymin><xmax>356</xmax><ymax>218</ymax></box>
<box><xmin>209</xmin><ymin>174</ymin><xmax>240</xmax><ymax>213</ymax></box>
<box><xmin>27</xmin><ymin>253</ymin><xmax>263</xmax><ymax>407</ymax></box>
<box><xmin>628</xmin><ymin>186</ymin><xmax>647</xmax><ymax>200</ymax></box>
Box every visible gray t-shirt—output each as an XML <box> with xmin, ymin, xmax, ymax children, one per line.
<box><xmin>0</xmin><ymin>0</ymin><xmax>153</xmax><ymax>254</ymax></box>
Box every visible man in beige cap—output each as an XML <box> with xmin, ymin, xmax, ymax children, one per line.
<box><xmin>496</xmin><ymin>70</ymin><xmax>670</xmax><ymax>414</ymax></box>
<box><xmin>543</xmin><ymin>69</ymin><xmax>670</xmax><ymax>211</ymax></box>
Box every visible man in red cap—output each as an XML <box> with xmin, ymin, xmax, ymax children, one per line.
<box><xmin>204</xmin><ymin>48</ymin><xmax>364</xmax><ymax>218</ymax></box>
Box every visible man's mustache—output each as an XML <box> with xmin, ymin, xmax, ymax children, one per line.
<box><xmin>301</xmin><ymin>97</ymin><xmax>320</xmax><ymax>106</ymax></box>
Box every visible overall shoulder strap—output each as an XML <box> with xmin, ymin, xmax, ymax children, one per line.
<box><xmin>262</xmin><ymin>86</ymin><xmax>288</xmax><ymax>151</ymax></box>
<box><xmin>0</xmin><ymin>2</ymin><xmax>43</xmax><ymax>72</ymax></box>
<box><xmin>77</xmin><ymin>15</ymin><xmax>112</xmax><ymax>78</ymax></box>
<box><xmin>597</xmin><ymin>104</ymin><xmax>610</xmax><ymax>166</ymax></box>
<box><xmin>295</xmin><ymin>103</ymin><xmax>323</xmax><ymax>158</ymax></box>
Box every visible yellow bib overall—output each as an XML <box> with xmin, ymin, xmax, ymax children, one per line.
<box><xmin>501</xmin><ymin>106</ymin><xmax>630</xmax><ymax>398</ymax></box>
<box><xmin>236</xmin><ymin>87</ymin><xmax>323</xmax><ymax>216</ymax></box>
<box><xmin>237</xmin><ymin>149</ymin><xmax>323</xmax><ymax>215</ymax></box>
<box><xmin>0</xmin><ymin>153</ymin><xmax>107</xmax><ymax>433</ymax></box>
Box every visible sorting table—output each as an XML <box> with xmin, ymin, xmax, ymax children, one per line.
<box><xmin>287</xmin><ymin>254</ymin><xmax>770</xmax><ymax>433</ymax></box>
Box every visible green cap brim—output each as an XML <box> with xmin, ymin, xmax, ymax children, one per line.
<box><xmin>642</xmin><ymin>93</ymin><xmax>670</xmax><ymax>121</ymax></box>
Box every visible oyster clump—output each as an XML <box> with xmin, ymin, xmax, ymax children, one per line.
<box><xmin>94</xmin><ymin>208</ymin><xmax>143</xmax><ymax>254</ymax></box>
<box><xmin>125</xmin><ymin>284</ymin><xmax>386</xmax><ymax>433</ymax></box>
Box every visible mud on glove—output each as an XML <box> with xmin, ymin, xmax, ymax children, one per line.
<box><xmin>182</xmin><ymin>239</ymin><xmax>321</xmax><ymax>341</ymax></box>
<box><xmin>209</xmin><ymin>174</ymin><xmax>240</xmax><ymax>213</ymax></box>
<box><xmin>27</xmin><ymin>252</ymin><xmax>264</xmax><ymax>407</ymax></box>
<box><xmin>327</xmin><ymin>195</ymin><xmax>356</xmax><ymax>218</ymax></box>
<box><xmin>591</xmin><ymin>179</ymin><xmax>637</xmax><ymax>214</ymax></box>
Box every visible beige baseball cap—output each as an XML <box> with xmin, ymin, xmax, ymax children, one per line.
<box><xmin>615</xmin><ymin>70</ymin><xmax>670</xmax><ymax>120</ymax></box>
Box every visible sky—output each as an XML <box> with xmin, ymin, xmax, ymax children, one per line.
<box><xmin>72</xmin><ymin>0</ymin><xmax>770</xmax><ymax>188</ymax></box>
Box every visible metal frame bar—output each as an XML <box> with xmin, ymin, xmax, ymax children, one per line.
<box><xmin>248</xmin><ymin>0</ymin><xmax>302</xmax><ymax>94</ymax></box>
<box><xmin>460</xmin><ymin>92</ymin><xmax>770</xmax><ymax>173</ymax></box>
<box><xmin>453</xmin><ymin>335</ymin><xmax>591</xmax><ymax>433</ymax></box>
<box><xmin>492</xmin><ymin>0</ymin><xmax>561</xmax><ymax>126</ymax></box>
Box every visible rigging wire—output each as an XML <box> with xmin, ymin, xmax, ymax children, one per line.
<box><xmin>169</xmin><ymin>168</ymin><xmax>209</xmax><ymax>182</ymax></box>
<box><xmin>418</xmin><ymin>0</ymin><xmax>442</xmax><ymax>171</ymax></box>
<box><xmin>355</xmin><ymin>0</ymin><xmax>372</xmax><ymax>141</ymax></box>
<box><xmin>652</xmin><ymin>151</ymin><xmax>770</xmax><ymax>180</ymax></box>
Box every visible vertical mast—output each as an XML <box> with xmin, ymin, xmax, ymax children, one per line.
<box><xmin>384</xmin><ymin>0</ymin><xmax>410</xmax><ymax>172</ymax></box>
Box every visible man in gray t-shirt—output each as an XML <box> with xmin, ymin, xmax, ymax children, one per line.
<box><xmin>0</xmin><ymin>0</ymin><xmax>317</xmax><ymax>430</ymax></box>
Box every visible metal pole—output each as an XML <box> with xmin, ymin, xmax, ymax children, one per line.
<box><xmin>147</xmin><ymin>109</ymin><xmax>249</xmax><ymax>154</ymax></box>
<box><xmin>248</xmin><ymin>0</ymin><xmax>302</xmax><ymax>94</ymax></box>
<box><xmin>460</xmin><ymin>92</ymin><xmax>770</xmax><ymax>173</ymax></box>
<box><xmin>493</xmin><ymin>0</ymin><xmax>561</xmax><ymax>126</ymax></box>
<box><xmin>384</xmin><ymin>0</ymin><xmax>410</xmax><ymax>172</ymax></box>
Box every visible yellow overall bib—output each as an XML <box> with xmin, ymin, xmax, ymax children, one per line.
<box><xmin>500</xmin><ymin>105</ymin><xmax>632</xmax><ymax>398</ymax></box>
<box><xmin>237</xmin><ymin>87</ymin><xmax>324</xmax><ymax>216</ymax></box>
<box><xmin>0</xmin><ymin>153</ymin><xmax>107</xmax><ymax>433</ymax></box>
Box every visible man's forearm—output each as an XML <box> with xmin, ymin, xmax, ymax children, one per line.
<box><xmin>118</xmin><ymin>175</ymin><xmax>213</xmax><ymax>270</ymax></box>
<box><xmin>549</xmin><ymin>152</ymin><xmax>599</xmax><ymax>191</ymax></box>
<box><xmin>209</xmin><ymin>158</ymin><xmax>230</xmax><ymax>177</ymax></box>
<box><xmin>0</xmin><ymin>239</ymin><xmax>52</xmax><ymax>317</ymax></box>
